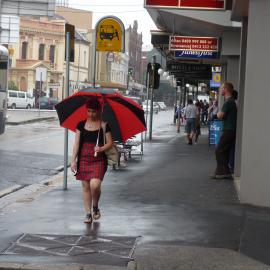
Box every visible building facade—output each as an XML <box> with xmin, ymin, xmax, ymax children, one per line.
<box><xmin>9</xmin><ymin>16</ymin><xmax>65</xmax><ymax>99</ymax></box>
<box><xmin>145</xmin><ymin>0</ymin><xmax>270</xmax><ymax>208</ymax></box>
<box><xmin>8</xmin><ymin>13</ymin><xmax>91</xmax><ymax>100</ymax></box>
<box><xmin>125</xmin><ymin>21</ymin><xmax>143</xmax><ymax>84</ymax></box>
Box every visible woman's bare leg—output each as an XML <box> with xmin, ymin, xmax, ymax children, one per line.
<box><xmin>82</xmin><ymin>181</ymin><xmax>92</xmax><ymax>214</ymax></box>
<box><xmin>90</xmin><ymin>178</ymin><xmax>102</xmax><ymax>219</ymax></box>
<box><xmin>90</xmin><ymin>178</ymin><xmax>101</xmax><ymax>207</ymax></box>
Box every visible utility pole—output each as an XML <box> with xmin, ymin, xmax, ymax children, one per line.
<box><xmin>149</xmin><ymin>55</ymin><xmax>156</xmax><ymax>140</ymax></box>
<box><xmin>63</xmin><ymin>31</ymin><xmax>70</xmax><ymax>190</ymax></box>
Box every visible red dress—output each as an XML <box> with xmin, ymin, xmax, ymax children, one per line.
<box><xmin>76</xmin><ymin>121</ymin><xmax>110</xmax><ymax>181</ymax></box>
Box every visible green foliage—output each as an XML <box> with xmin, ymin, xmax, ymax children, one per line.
<box><xmin>8</xmin><ymin>81</ymin><xmax>19</xmax><ymax>90</ymax></box>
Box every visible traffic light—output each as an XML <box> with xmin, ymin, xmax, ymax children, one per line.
<box><xmin>65</xmin><ymin>23</ymin><xmax>75</xmax><ymax>62</ymax></box>
<box><xmin>147</xmin><ymin>62</ymin><xmax>161</xmax><ymax>89</ymax></box>
<box><xmin>128</xmin><ymin>67</ymin><xmax>134</xmax><ymax>76</ymax></box>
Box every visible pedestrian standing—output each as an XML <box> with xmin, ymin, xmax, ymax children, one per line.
<box><xmin>208</xmin><ymin>100</ymin><xmax>219</xmax><ymax>121</ymax></box>
<box><xmin>184</xmin><ymin>99</ymin><xmax>199</xmax><ymax>145</ymax></box>
<box><xmin>70</xmin><ymin>97</ymin><xmax>113</xmax><ymax>223</ymax></box>
<box><xmin>211</xmin><ymin>82</ymin><xmax>237</xmax><ymax>179</ymax></box>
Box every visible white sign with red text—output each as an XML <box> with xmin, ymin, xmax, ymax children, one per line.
<box><xmin>169</xmin><ymin>36</ymin><xmax>219</xmax><ymax>52</ymax></box>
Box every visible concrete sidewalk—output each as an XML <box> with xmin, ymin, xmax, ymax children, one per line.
<box><xmin>0</xmin><ymin>120</ymin><xmax>270</xmax><ymax>270</ymax></box>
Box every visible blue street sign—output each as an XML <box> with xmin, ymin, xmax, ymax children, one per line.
<box><xmin>175</xmin><ymin>50</ymin><xmax>219</xmax><ymax>59</ymax></box>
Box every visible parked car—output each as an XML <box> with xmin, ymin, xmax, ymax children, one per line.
<box><xmin>7</xmin><ymin>90</ymin><xmax>35</xmax><ymax>109</ymax></box>
<box><xmin>37</xmin><ymin>96</ymin><xmax>59</xmax><ymax>110</ymax></box>
<box><xmin>157</xmin><ymin>102</ymin><xmax>167</xmax><ymax>111</ymax></box>
<box><xmin>142</xmin><ymin>102</ymin><xmax>159</xmax><ymax>114</ymax></box>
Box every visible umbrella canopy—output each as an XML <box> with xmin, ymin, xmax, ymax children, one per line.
<box><xmin>55</xmin><ymin>88</ymin><xmax>146</xmax><ymax>142</ymax></box>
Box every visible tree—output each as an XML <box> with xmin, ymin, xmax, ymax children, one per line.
<box><xmin>8</xmin><ymin>81</ymin><xmax>18</xmax><ymax>90</ymax></box>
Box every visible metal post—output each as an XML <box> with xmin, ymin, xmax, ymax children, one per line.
<box><xmin>92</xmin><ymin>29</ymin><xmax>97</xmax><ymax>88</ymax></box>
<box><xmin>183</xmin><ymin>83</ymin><xmax>187</xmax><ymax>108</ymax></box>
<box><xmin>173</xmin><ymin>86</ymin><xmax>177</xmax><ymax>124</ymax></box>
<box><xmin>144</xmin><ymin>71</ymin><xmax>150</xmax><ymax>141</ymax></box>
<box><xmin>177</xmin><ymin>85</ymin><xmax>182</xmax><ymax>133</ymax></box>
<box><xmin>63</xmin><ymin>32</ymin><xmax>70</xmax><ymax>190</ymax></box>
<box><xmin>38</xmin><ymin>73</ymin><xmax>42</xmax><ymax>116</ymax></box>
<box><xmin>149</xmin><ymin>55</ymin><xmax>156</xmax><ymax>141</ymax></box>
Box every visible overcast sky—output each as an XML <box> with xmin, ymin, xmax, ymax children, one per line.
<box><xmin>68</xmin><ymin>0</ymin><xmax>157</xmax><ymax>50</ymax></box>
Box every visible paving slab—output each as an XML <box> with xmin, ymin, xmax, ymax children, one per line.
<box><xmin>134</xmin><ymin>244</ymin><xmax>270</xmax><ymax>270</ymax></box>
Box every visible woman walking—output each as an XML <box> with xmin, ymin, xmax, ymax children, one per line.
<box><xmin>70</xmin><ymin>97</ymin><xmax>113</xmax><ymax>223</ymax></box>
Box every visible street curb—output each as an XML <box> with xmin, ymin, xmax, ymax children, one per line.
<box><xmin>6</xmin><ymin>117</ymin><xmax>56</xmax><ymax>125</ymax></box>
<box><xmin>0</xmin><ymin>263</ymin><xmax>128</xmax><ymax>270</ymax></box>
<box><xmin>0</xmin><ymin>184</ymin><xmax>24</xmax><ymax>198</ymax></box>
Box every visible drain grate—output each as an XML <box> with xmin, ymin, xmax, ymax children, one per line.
<box><xmin>2</xmin><ymin>233</ymin><xmax>138</xmax><ymax>261</ymax></box>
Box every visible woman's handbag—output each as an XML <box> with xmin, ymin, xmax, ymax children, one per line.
<box><xmin>101</xmin><ymin>122</ymin><xmax>119</xmax><ymax>166</ymax></box>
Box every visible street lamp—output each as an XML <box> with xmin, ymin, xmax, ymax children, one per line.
<box><xmin>158</xmin><ymin>68</ymin><xmax>164</xmax><ymax>75</ymax></box>
<box><xmin>163</xmin><ymin>71</ymin><xmax>168</xmax><ymax>77</ymax></box>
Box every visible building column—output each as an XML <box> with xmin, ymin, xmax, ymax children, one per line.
<box><xmin>239</xmin><ymin>0</ymin><xmax>270</xmax><ymax>207</ymax></box>
<box><xmin>234</xmin><ymin>17</ymin><xmax>248</xmax><ymax>180</ymax></box>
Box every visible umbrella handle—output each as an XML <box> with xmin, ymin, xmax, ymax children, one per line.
<box><xmin>94</xmin><ymin>151</ymin><xmax>98</xmax><ymax>157</ymax></box>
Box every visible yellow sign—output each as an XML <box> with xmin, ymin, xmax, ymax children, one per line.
<box><xmin>213</xmin><ymin>73</ymin><xmax>221</xmax><ymax>83</ymax></box>
<box><xmin>96</xmin><ymin>17</ymin><xmax>123</xmax><ymax>52</ymax></box>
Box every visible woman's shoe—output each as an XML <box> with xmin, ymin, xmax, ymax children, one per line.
<box><xmin>93</xmin><ymin>206</ymin><xmax>101</xmax><ymax>220</ymax></box>
<box><xmin>84</xmin><ymin>213</ymin><xmax>92</xmax><ymax>224</ymax></box>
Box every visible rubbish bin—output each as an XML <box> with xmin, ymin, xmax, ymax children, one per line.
<box><xmin>208</xmin><ymin>120</ymin><xmax>222</xmax><ymax>146</ymax></box>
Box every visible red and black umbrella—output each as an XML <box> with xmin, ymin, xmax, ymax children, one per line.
<box><xmin>55</xmin><ymin>88</ymin><xmax>146</xmax><ymax>142</ymax></box>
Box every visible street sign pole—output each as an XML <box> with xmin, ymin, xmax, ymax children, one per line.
<box><xmin>92</xmin><ymin>29</ymin><xmax>97</xmax><ymax>88</ymax></box>
<box><xmin>63</xmin><ymin>32</ymin><xmax>70</xmax><ymax>190</ymax></box>
<box><xmin>177</xmin><ymin>84</ymin><xmax>183</xmax><ymax>133</ymax></box>
<box><xmin>39</xmin><ymin>73</ymin><xmax>42</xmax><ymax>116</ymax></box>
<box><xmin>144</xmin><ymin>71</ymin><xmax>150</xmax><ymax>141</ymax></box>
<box><xmin>149</xmin><ymin>55</ymin><xmax>156</xmax><ymax>141</ymax></box>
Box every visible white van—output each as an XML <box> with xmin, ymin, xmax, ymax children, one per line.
<box><xmin>7</xmin><ymin>90</ymin><xmax>35</xmax><ymax>109</ymax></box>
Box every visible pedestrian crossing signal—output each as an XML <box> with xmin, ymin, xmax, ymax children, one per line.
<box><xmin>147</xmin><ymin>63</ymin><xmax>161</xmax><ymax>89</ymax></box>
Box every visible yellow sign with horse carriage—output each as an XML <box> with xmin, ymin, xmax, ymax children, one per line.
<box><xmin>96</xmin><ymin>17</ymin><xmax>124</xmax><ymax>52</ymax></box>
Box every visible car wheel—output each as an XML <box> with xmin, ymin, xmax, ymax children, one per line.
<box><xmin>26</xmin><ymin>104</ymin><xmax>31</xmax><ymax>109</ymax></box>
<box><xmin>11</xmin><ymin>103</ymin><xmax>16</xmax><ymax>109</ymax></box>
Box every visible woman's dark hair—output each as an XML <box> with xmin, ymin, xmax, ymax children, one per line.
<box><xmin>188</xmin><ymin>99</ymin><xmax>193</xmax><ymax>105</ymax></box>
<box><xmin>85</xmin><ymin>97</ymin><xmax>101</xmax><ymax>111</ymax></box>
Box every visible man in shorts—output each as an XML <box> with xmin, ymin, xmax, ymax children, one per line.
<box><xmin>184</xmin><ymin>99</ymin><xmax>199</xmax><ymax>145</ymax></box>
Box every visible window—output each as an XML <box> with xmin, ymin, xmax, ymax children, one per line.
<box><xmin>22</xmin><ymin>42</ymin><xmax>28</xmax><ymax>59</ymax></box>
<box><xmin>38</xmin><ymin>44</ymin><xmax>45</xmax><ymax>60</ymax></box>
<box><xmin>18</xmin><ymin>92</ymin><xmax>26</xmax><ymax>98</ymax></box>
<box><xmin>9</xmin><ymin>91</ymin><xmax>17</xmax><ymax>98</ymax></box>
<box><xmin>49</xmin><ymin>45</ymin><xmax>55</xmax><ymax>63</ymax></box>
<box><xmin>84</xmin><ymin>51</ymin><xmax>86</xmax><ymax>67</ymax></box>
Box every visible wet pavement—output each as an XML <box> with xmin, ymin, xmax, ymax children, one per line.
<box><xmin>0</xmin><ymin>115</ymin><xmax>270</xmax><ymax>269</ymax></box>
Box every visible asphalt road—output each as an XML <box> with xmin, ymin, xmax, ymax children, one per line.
<box><xmin>0</xmin><ymin>109</ymin><xmax>174</xmax><ymax>193</ymax></box>
<box><xmin>0</xmin><ymin>119</ymin><xmax>75</xmax><ymax>192</ymax></box>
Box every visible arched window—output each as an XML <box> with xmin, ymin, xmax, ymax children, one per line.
<box><xmin>49</xmin><ymin>45</ymin><xmax>55</xmax><ymax>63</ymax></box>
<box><xmin>38</xmin><ymin>44</ymin><xmax>45</xmax><ymax>60</ymax></box>
<box><xmin>22</xmin><ymin>41</ymin><xmax>28</xmax><ymax>59</ymax></box>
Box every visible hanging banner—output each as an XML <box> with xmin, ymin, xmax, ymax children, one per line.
<box><xmin>96</xmin><ymin>16</ymin><xmax>125</xmax><ymax>52</ymax></box>
<box><xmin>145</xmin><ymin>0</ymin><xmax>226</xmax><ymax>10</ymax></box>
